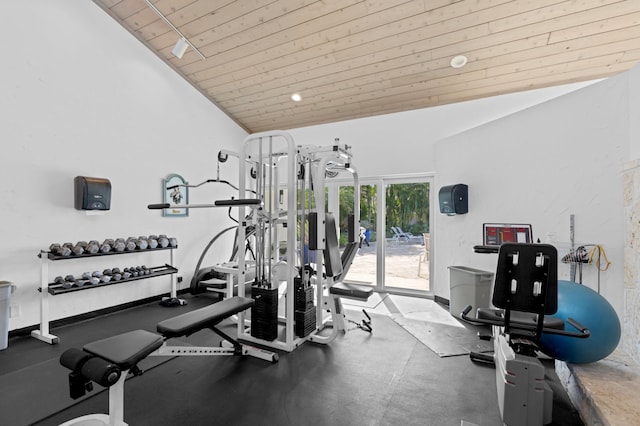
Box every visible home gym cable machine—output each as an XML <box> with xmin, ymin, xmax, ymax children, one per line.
<box><xmin>152</xmin><ymin>130</ymin><xmax>365</xmax><ymax>352</ymax></box>
<box><xmin>234</xmin><ymin>131</ymin><xmax>362</xmax><ymax>352</ymax></box>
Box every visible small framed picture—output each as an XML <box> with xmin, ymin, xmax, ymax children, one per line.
<box><xmin>163</xmin><ymin>174</ymin><xmax>188</xmax><ymax>217</ymax></box>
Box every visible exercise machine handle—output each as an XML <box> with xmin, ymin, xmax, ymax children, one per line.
<box><xmin>147</xmin><ymin>203</ymin><xmax>171</xmax><ymax>210</ymax></box>
<box><xmin>461</xmin><ymin>305</ymin><xmax>473</xmax><ymax>318</ymax></box>
<box><xmin>566</xmin><ymin>317</ymin><xmax>591</xmax><ymax>338</ymax></box>
<box><xmin>148</xmin><ymin>200</ymin><xmax>261</xmax><ymax>210</ymax></box>
<box><xmin>460</xmin><ymin>305</ymin><xmax>487</xmax><ymax>327</ymax></box>
<box><xmin>460</xmin><ymin>305</ymin><xmax>590</xmax><ymax>339</ymax></box>
<box><xmin>473</xmin><ymin>245</ymin><xmax>499</xmax><ymax>254</ymax></box>
<box><xmin>214</xmin><ymin>199</ymin><xmax>261</xmax><ymax>206</ymax></box>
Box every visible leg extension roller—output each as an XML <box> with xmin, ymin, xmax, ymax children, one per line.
<box><xmin>59</xmin><ymin>330</ymin><xmax>163</xmax><ymax>426</ymax></box>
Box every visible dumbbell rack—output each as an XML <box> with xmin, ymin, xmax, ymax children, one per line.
<box><xmin>32</xmin><ymin>246</ymin><xmax>178</xmax><ymax>345</ymax></box>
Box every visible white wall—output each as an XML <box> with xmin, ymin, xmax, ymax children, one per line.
<box><xmin>0</xmin><ymin>1</ymin><xmax>247</xmax><ymax>330</ymax></box>
<box><xmin>433</xmin><ymin>68</ymin><xmax>635</xmax><ymax>317</ymax></box>
<box><xmin>289</xmin><ymin>80</ymin><xmax>598</xmax><ymax>178</ymax></box>
<box><xmin>290</xmin><ymin>67</ymin><xmax>635</xmax><ymax>323</ymax></box>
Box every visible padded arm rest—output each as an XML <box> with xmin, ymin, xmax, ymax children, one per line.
<box><xmin>83</xmin><ymin>330</ymin><xmax>164</xmax><ymax>370</ymax></box>
<box><xmin>157</xmin><ymin>296</ymin><xmax>254</xmax><ymax>338</ymax></box>
<box><xmin>329</xmin><ymin>282</ymin><xmax>373</xmax><ymax>300</ymax></box>
<box><xmin>461</xmin><ymin>305</ymin><xmax>590</xmax><ymax>339</ymax></box>
<box><xmin>476</xmin><ymin>308</ymin><xmax>565</xmax><ymax>330</ymax></box>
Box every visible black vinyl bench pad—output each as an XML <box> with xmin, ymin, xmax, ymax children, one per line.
<box><xmin>81</xmin><ymin>297</ymin><xmax>255</xmax><ymax>367</ymax></box>
<box><xmin>83</xmin><ymin>329</ymin><xmax>164</xmax><ymax>371</ymax></box>
<box><xmin>329</xmin><ymin>282</ymin><xmax>373</xmax><ymax>300</ymax></box>
<box><xmin>157</xmin><ymin>296</ymin><xmax>254</xmax><ymax>338</ymax></box>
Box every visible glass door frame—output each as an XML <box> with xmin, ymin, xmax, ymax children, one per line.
<box><xmin>328</xmin><ymin>173</ymin><xmax>434</xmax><ymax>297</ymax></box>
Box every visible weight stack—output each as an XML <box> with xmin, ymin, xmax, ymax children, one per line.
<box><xmin>251</xmin><ymin>285</ymin><xmax>278</xmax><ymax>341</ymax></box>
<box><xmin>295</xmin><ymin>306</ymin><xmax>316</xmax><ymax>337</ymax></box>
<box><xmin>295</xmin><ymin>285</ymin><xmax>314</xmax><ymax>311</ymax></box>
<box><xmin>295</xmin><ymin>285</ymin><xmax>316</xmax><ymax>337</ymax></box>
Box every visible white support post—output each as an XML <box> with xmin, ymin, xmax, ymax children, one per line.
<box><xmin>162</xmin><ymin>248</ymin><xmax>185</xmax><ymax>305</ymax></box>
<box><xmin>285</xmin><ymin>133</ymin><xmax>297</xmax><ymax>351</ymax></box>
<box><xmin>308</xmin><ymin>294</ymin><xmax>343</xmax><ymax>345</ymax></box>
<box><xmin>31</xmin><ymin>251</ymin><xmax>59</xmax><ymax>344</ymax></box>
<box><xmin>170</xmin><ymin>248</ymin><xmax>177</xmax><ymax>298</ymax></box>
<box><xmin>108</xmin><ymin>372</ymin><xmax>127</xmax><ymax>426</ymax></box>
<box><xmin>58</xmin><ymin>370</ymin><xmax>128</xmax><ymax>426</ymax></box>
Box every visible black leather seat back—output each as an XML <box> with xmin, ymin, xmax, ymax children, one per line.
<box><xmin>492</xmin><ymin>243</ymin><xmax>558</xmax><ymax>337</ymax></box>
<box><xmin>323</xmin><ymin>213</ymin><xmax>343</xmax><ymax>278</ymax></box>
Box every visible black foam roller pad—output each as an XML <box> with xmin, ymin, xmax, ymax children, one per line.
<box><xmin>60</xmin><ymin>348</ymin><xmax>92</xmax><ymax>372</ymax></box>
<box><xmin>80</xmin><ymin>357</ymin><xmax>121</xmax><ymax>388</ymax></box>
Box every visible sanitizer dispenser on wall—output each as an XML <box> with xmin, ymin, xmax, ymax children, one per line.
<box><xmin>74</xmin><ymin>176</ymin><xmax>111</xmax><ymax>210</ymax></box>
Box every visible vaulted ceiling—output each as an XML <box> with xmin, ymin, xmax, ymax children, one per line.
<box><xmin>93</xmin><ymin>0</ymin><xmax>640</xmax><ymax>133</ymax></box>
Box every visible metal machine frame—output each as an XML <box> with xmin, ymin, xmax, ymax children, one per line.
<box><xmin>235</xmin><ymin>131</ymin><xmax>360</xmax><ymax>352</ymax></box>
<box><xmin>147</xmin><ymin>130</ymin><xmax>363</xmax><ymax>352</ymax></box>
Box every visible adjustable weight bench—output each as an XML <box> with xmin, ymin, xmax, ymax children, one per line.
<box><xmin>59</xmin><ymin>296</ymin><xmax>278</xmax><ymax>426</ymax></box>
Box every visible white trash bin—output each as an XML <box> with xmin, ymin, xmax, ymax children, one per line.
<box><xmin>448</xmin><ymin>266</ymin><xmax>493</xmax><ymax>318</ymax></box>
<box><xmin>0</xmin><ymin>281</ymin><xmax>16</xmax><ymax>350</ymax></box>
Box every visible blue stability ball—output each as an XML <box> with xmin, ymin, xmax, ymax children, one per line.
<box><xmin>539</xmin><ymin>280</ymin><xmax>620</xmax><ymax>364</ymax></box>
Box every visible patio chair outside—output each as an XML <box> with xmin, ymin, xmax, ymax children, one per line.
<box><xmin>394</xmin><ymin>226</ymin><xmax>424</xmax><ymax>244</ymax></box>
<box><xmin>418</xmin><ymin>233</ymin><xmax>430</xmax><ymax>276</ymax></box>
<box><xmin>390</xmin><ymin>226</ymin><xmax>405</xmax><ymax>243</ymax></box>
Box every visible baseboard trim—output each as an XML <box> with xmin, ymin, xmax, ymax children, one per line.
<box><xmin>9</xmin><ymin>289</ymin><xmax>190</xmax><ymax>338</ymax></box>
<box><xmin>434</xmin><ymin>295</ymin><xmax>449</xmax><ymax>306</ymax></box>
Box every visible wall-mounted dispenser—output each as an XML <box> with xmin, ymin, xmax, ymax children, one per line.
<box><xmin>439</xmin><ymin>184</ymin><xmax>468</xmax><ymax>215</ymax></box>
<box><xmin>74</xmin><ymin>176</ymin><xmax>111</xmax><ymax>210</ymax></box>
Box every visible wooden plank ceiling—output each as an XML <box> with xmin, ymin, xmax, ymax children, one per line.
<box><xmin>93</xmin><ymin>0</ymin><xmax>640</xmax><ymax>133</ymax></box>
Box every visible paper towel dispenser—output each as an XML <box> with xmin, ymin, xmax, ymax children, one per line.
<box><xmin>74</xmin><ymin>176</ymin><xmax>111</xmax><ymax>210</ymax></box>
<box><xmin>439</xmin><ymin>184</ymin><xmax>468</xmax><ymax>215</ymax></box>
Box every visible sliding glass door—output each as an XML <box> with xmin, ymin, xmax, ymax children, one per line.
<box><xmin>383</xmin><ymin>181</ymin><xmax>430</xmax><ymax>292</ymax></box>
<box><xmin>337</xmin><ymin>184</ymin><xmax>377</xmax><ymax>284</ymax></box>
<box><xmin>334</xmin><ymin>175</ymin><xmax>433</xmax><ymax>295</ymax></box>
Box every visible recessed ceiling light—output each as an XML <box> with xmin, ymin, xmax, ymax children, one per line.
<box><xmin>291</xmin><ymin>93</ymin><xmax>302</xmax><ymax>102</ymax></box>
<box><xmin>450</xmin><ymin>55</ymin><xmax>468</xmax><ymax>69</ymax></box>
